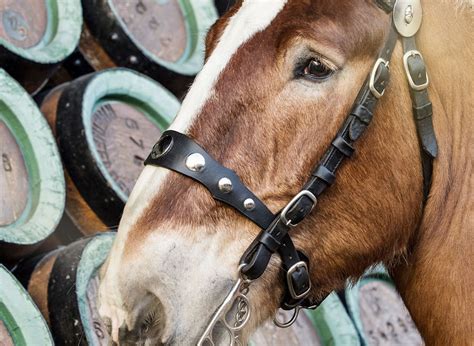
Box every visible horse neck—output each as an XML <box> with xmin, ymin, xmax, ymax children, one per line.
<box><xmin>390</xmin><ymin>2</ymin><xmax>473</xmax><ymax>344</ymax></box>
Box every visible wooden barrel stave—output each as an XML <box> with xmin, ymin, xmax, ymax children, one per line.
<box><xmin>80</xmin><ymin>0</ymin><xmax>218</xmax><ymax>97</ymax></box>
<box><xmin>40</xmin><ymin>69</ymin><xmax>179</xmax><ymax>235</ymax></box>
<box><xmin>41</xmin><ymin>84</ymin><xmax>107</xmax><ymax>236</ymax></box>
<box><xmin>27</xmin><ymin>251</ymin><xmax>60</xmax><ymax>325</ymax></box>
<box><xmin>18</xmin><ymin>233</ymin><xmax>115</xmax><ymax>345</ymax></box>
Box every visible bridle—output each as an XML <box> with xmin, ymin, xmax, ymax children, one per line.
<box><xmin>144</xmin><ymin>0</ymin><xmax>438</xmax><ymax>344</ymax></box>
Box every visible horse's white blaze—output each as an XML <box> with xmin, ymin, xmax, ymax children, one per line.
<box><xmin>99</xmin><ymin>0</ymin><xmax>288</xmax><ymax>343</ymax></box>
<box><xmin>170</xmin><ymin>0</ymin><xmax>289</xmax><ymax>132</ymax></box>
<box><xmin>125</xmin><ymin>0</ymin><xmax>289</xmax><ymax>217</ymax></box>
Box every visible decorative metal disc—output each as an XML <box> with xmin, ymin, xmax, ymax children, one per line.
<box><xmin>393</xmin><ymin>0</ymin><xmax>423</xmax><ymax>37</ymax></box>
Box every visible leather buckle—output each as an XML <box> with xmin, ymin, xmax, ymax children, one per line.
<box><xmin>403</xmin><ymin>50</ymin><xmax>429</xmax><ymax>91</ymax></box>
<box><xmin>280</xmin><ymin>190</ymin><xmax>317</xmax><ymax>227</ymax></box>
<box><xmin>287</xmin><ymin>261</ymin><xmax>311</xmax><ymax>300</ymax></box>
<box><xmin>369</xmin><ymin>58</ymin><xmax>390</xmax><ymax>98</ymax></box>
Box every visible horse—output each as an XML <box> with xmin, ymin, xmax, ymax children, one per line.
<box><xmin>97</xmin><ymin>0</ymin><xmax>473</xmax><ymax>344</ymax></box>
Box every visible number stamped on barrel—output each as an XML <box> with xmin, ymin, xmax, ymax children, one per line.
<box><xmin>92</xmin><ymin>102</ymin><xmax>162</xmax><ymax>196</ymax></box>
<box><xmin>0</xmin><ymin>0</ymin><xmax>48</xmax><ymax>48</ymax></box>
<box><xmin>0</xmin><ymin>121</ymin><xmax>29</xmax><ymax>226</ymax></box>
<box><xmin>110</xmin><ymin>0</ymin><xmax>187</xmax><ymax>62</ymax></box>
<box><xmin>359</xmin><ymin>282</ymin><xmax>423</xmax><ymax>345</ymax></box>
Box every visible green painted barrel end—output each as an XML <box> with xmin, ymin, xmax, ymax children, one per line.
<box><xmin>345</xmin><ymin>266</ymin><xmax>423</xmax><ymax>345</ymax></box>
<box><xmin>0</xmin><ymin>0</ymin><xmax>83</xmax><ymax>64</ymax></box>
<box><xmin>0</xmin><ymin>265</ymin><xmax>53</xmax><ymax>346</ymax></box>
<box><xmin>76</xmin><ymin>233</ymin><xmax>116</xmax><ymax>344</ymax></box>
<box><xmin>306</xmin><ymin>292</ymin><xmax>361</xmax><ymax>346</ymax></box>
<box><xmin>0</xmin><ymin>69</ymin><xmax>65</xmax><ymax>247</ymax></box>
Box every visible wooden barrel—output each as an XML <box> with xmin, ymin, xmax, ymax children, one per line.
<box><xmin>345</xmin><ymin>268</ymin><xmax>423</xmax><ymax>345</ymax></box>
<box><xmin>79</xmin><ymin>0</ymin><xmax>217</xmax><ymax>96</ymax></box>
<box><xmin>40</xmin><ymin>68</ymin><xmax>180</xmax><ymax>235</ymax></box>
<box><xmin>17</xmin><ymin>233</ymin><xmax>115</xmax><ymax>345</ymax></box>
<box><xmin>0</xmin><ymin>0</ymin><xmax>82</xmax><ymax>94</ymax></box>
<box><xmin>0</xmin><ymin>265</ymin><xmax>53</xmax><ymax>345</ymax></box>
<box><xmin>250</xmin><ymin>292</ymin><xmax>359</xmax><ymax>345</ymax></box>
<box><xmin>0</xmin><ymin>69</ymin><xmax>65</xmax><ymax>262</ymax></box>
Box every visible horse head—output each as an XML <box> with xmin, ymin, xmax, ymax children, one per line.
<box><xmin>97</xmin><ymin>0</ymin><xmax>472</xmax><ymax>344</ymax></box>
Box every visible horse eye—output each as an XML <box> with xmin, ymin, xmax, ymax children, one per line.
<box><xmin>302</xmin><ymin>58</ymin><xmax>334</xmax><ymax>80</ymax></box>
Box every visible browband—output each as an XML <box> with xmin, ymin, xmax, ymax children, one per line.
<box><xmin>145</xmin><ymin>131</ymin><xmax>274</xmax><ymax>227</ymax></box>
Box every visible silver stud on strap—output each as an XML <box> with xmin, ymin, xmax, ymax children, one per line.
<box><xmin>218</xmin><ymin>177</ymin><xmax>233</xmax><ymax>193</ymax></box>
<box><xmin>243</xmin><ymin>198</ymin><xmax>256</xmax><ymax>211</ymax></box>
<box><xmin>186</xmin><ymin>153</ymin><xmax>206</xmax><ymax>172</ymax></box>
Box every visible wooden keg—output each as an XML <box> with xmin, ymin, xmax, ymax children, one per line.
<box><xmin>17</xmin><ymin>233</ymin><xmax>115</xmax><ymax>345</ymax></box>
<box><xmin>0</xmin><ymin>0</ymin><xmax>82</xmax><ymax>94</ymax></box>
<box><xmin>0</xmin><ymin>265</ymin><xmax>53</xmax><ymax>345</ymax></box>
<box><xmin>0</xmin><ymin>70</ymin><xmax>65</xmax><ymax>262</ymax></box>
<box><xmin>41</xmin><ymin>68</ymin><xmax>180</xmax><ymax>235</ymax></box>
<box><xmin>79</xmin><ymin>0</ymin><xmax>217</xmax><ymax>96</ymax></box>
<box><xmin>250</xmin><ymin>292</ymin><xmax>359</xmax><ymax>346</ymax></box>
<box><xmin>345</xmin><ymin>268</ymin><xmax>423</xmax><ymax>345</ymax></box>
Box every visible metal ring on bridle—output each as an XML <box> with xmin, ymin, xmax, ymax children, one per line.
<box><xmin>273</xmin><ymin>306</ymin><xmax>301</xmax><ymax>328</ymax></box>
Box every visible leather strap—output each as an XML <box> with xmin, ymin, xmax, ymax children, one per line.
<box><xmin>240</xmin><ymin>24</ymin><xmax>399</xmax><ymax>309</ymax></box>
<box><xmin>402</xmin><ymin>36</ymin><xmax>438</xmax><ymax>200</ymax></box>
<box><xmin>145</xmin><ymin>131</ymin><xmax>275</xmax><ymax>228</ymax></box>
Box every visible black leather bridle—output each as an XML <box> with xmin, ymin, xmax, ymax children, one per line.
<box><xmin>144</xmin><ymin>0</ymin><xmax>438</xmax><ymax>334</ymax></box>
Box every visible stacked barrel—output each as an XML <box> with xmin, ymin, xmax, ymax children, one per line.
<box><xmin>0</xmin><ymin>0</ymin><xmax>423</xmax><ymax>345</ymax></box>
<box><xmin>344</xmin><ymin>267</ymin><xmax>424</xmax><ymax>345</ymax></box>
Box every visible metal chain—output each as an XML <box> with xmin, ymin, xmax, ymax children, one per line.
<box><xmin>233</xmin><ymin>281</ymin><xmax>250</xmax><ymax>329</ymax></box>
<box><xmin>197</xmin><ymin>268</ymin><xmax>253</xmax><ymax>346</ymax></box>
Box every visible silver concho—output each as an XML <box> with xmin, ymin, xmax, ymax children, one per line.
<box><xmin>218</xmin><ymin>177</ymin><xmax>233</xmax><ymax>193</ymax></box>
<box><xmin>393</xmin><ymin>0</ymin><xmax>423</xmax><ymax>37</ymax></box>
<box><xmin>186</xmin><ymin>153</ymin><xmax>206</xmax><ymax>172</ymax></box>
<box><xmin>243</xmin><ymin>198</ymin><xmax>255</xmax><ymax>211</ymax></box>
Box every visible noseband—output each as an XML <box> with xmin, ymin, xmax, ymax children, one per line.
<box><xmin>144</xmin><ymin>0</ymin><xmax>438</xmax><ymax>343</ymax></box>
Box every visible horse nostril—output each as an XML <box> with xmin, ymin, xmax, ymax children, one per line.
<box><xmin>118</xmin><ymin>321</ymin><xmax>141</xmax><ymax>345</ymax></box>
<box><xmin>102</xmin><ymin>317</ymin><xmax>113</xmax><ymax>337</ymax></box>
